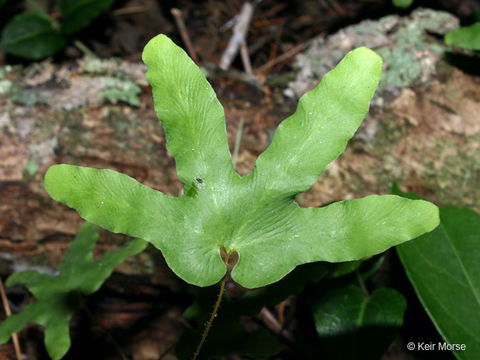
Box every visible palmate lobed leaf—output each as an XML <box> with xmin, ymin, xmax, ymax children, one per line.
<box><xmin>44</xmin><ymin>34</ymin><xmax>439</xmax><ymax>289</ymax></box>
<box><xmin>0</xmin><ymin>222</ymin><xmax>146</xmax><ymax>360</ymax></box>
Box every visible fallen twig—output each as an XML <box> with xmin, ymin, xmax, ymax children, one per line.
<box><xmin>239</xmin><ymin>41</ymin><xmax>253</xmax><ymax>75</ymax></box>
<box><xmin>258</xmin><ymin>307</ymin><xmax>294</xmax><ymax>342</ymax></box>
<box><xmin>0</xmin><ymin>278</ymin><xmax>22</xmax><ymax>360</ymax></box>
<box><xmin>255</xmin><ymin>40</ymin><xmax>311</xmax><ymax>74</ymax></box>
<box><xmin>171</xmin><ymin>8</ymin><xmax>199</xmax><ymax>65</ymax></box>
<box><xmin>268</xmin><ymin>20</ymin><xmax>284</xmax><ymax>62</ymax></box>
<box><xmin>232</xmin><ymin>117</ymin><xmax>245</xmax><ymax>169</ymax></box>
<box><xmin>219</xmin><ymin>2</ymin><xmax>254</xmax><ymax>71</ymax></box>
<box><xmin>263</xmin><ymin>2</ymin><xmax>288</xmax><ymax>17</ymax></box>
<box><xmin>113</xmin><ymin>6</ymin><xmax>146</xmax><ymax>16</ymax></box>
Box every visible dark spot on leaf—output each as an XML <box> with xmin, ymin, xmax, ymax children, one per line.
<box><xmin>196</xmin><ymin>178</ymin><xmax>203</xmax><ymax>184</ymax></box>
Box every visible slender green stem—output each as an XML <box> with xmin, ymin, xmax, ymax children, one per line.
<box><xmin>232</xmin><ymin>117</ymin><xmax>245</xmax><ymax>170</ymax></box>
<box><xmin>73</xmin><ymin>40</ymin><xmax>97</xmax><ymax>58</ymax></box>
<box><xmin>192</xmin><ymin>253</ymin><xmax>230</xmax><ymax>360</ymax></box>
<box><xmin>355</xmin><ymin>269</ymin><xmax>369</xmax><ymax>297</ymax></box>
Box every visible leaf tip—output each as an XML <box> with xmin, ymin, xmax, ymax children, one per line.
<box><xmin>425</xmin><ymin>200</ymin><xmax>441</xmax><ymax>231</ymax></box>
<box><xmin>349</xmin><ymin>46</ymin><xmax>383</xmax><ymax>79</ymax></box>
<box><xmin>142</xmin><ymin>33</ymin><xmax>173</xmax><ymax>66</ymax></box>
<box><xmin>406</xmin><ymin>197</ymin><xmax>440</xmax><ymax>237</ymax></box>
<box><xmin>390</xmin><ymin>185</ymin><xmax>440</xmax><ymax>234</ymax></box>
<box><xmin>44</xmin><ymin>164</ymin><xmax>67</xmax><ymax>199</ymax></box>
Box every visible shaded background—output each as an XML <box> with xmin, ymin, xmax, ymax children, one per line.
<box><xmin>0</xmin><ymin>0</ymin><xmax>479</xmax><ymax>359</ymax></box>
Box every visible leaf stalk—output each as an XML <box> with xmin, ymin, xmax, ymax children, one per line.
<box><xmin>192</xmin><ymin>252</ymin><xmax>231</xmax><ymax>360</ymax></box>
<box><xmin>356</xmin><ymin>269</ymin><xmax>369</xmax><ymax>297</ymax></box>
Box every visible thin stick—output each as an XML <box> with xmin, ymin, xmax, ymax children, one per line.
<box><xmin>258</xmin><ymin>307</ymin><xmax>294</xmax><ymax>342</ymax></box>
<box><xmin>219</xmin><ymin>2</ymin><xmax>254</xmax><ymax>70</ymax></box>
<box><xmin>0</xmin><ymin>279</ymin><xmax>22</xmax><ymax>360</ymax></box>
<box><xmin>232</xmin><ymin>117</ymin><xmax>245</xmax><ymax>169</ymax></box>
<box><xmin>268</xmin><ymin>21</ymin><xmax>284</xmax><ymax>62</ymax></box>
<box><xmin>239</xmin><ymin>41</ymin><xmax>253</xmax><ymax>75</ymax></box>
<box><xmin>171</xmin><ymin>8</ymin><xmax>199</xmax><ymax>65</ymax></box>
<box><xmin>192</xmin><ymin>253</ymin><xmax>230</xmax><ymax>360</ymax></box>
<box><xmin>113</xmin><ymin>6</ymin><xmax>146</xmax><ymax>16</ymax></box>
<box><xmin>158</xmin><ymin>342</ymin><xmax>176</xmax><ymax>360</ymax></box>
<box><xmin>255</xmin><ymin>41</ymin><xmax>309</xmax><ymax>74</ymax></box>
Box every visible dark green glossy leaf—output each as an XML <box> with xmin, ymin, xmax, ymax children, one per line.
<box><xmin>1</xmin><ymin>11</ymin><xmax>66</xmax><ymax>59</ymax></box>
<box><xmin>313</xmin><ymin>285</ymin><xmax>406</xmax><ymax>359</ymax></box>
<box><xmin>44</xmin><ymin>35</ymin><xmax>439</xmax><ymax>289</ymax></box>
<box><xmin>394</xmin><ymin>186</ymin><xmax>480</xmax><ymax>360</ymax></box>
<box><xmin>58</xmin><ymin>0</ymin><xmax>114</xmax><ymax>35</ymax></box>
<box><xmin>0</xmin><ymin>222</ymin><xmax>146</xmax><ymax>360</ymax></box>
<box><xmin>445</xmin><ymin>22</ymin><xmax>480</xmax><ymax>50</ymax></box>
